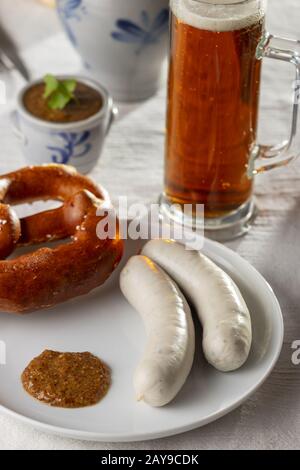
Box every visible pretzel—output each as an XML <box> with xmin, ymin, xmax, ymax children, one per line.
<box><xmin>0</xmin><ymin>164</ymin><xmax>123</xmax><ymax>313</ymax></box>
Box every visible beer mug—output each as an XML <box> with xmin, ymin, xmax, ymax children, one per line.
<box><xmin>160</xmin><ymin>0</ymin><xmax>300</xmax><ymax>240</ymax></box>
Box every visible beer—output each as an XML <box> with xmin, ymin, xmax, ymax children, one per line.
<box><xmin>164</xmin><ymin>0</ymin><xmax>265</xmax><ymax>218</ymax></box>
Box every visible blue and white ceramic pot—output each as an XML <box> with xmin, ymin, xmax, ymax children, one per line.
<box><xmin>14</xmin><ymin>76</ymin><xmax>116</xmax><ymax>174</ymax></box>
<box><xmin>56</xmin><ymin>0</ymin><xmax>170</xmax><ymax>102</ymax></box>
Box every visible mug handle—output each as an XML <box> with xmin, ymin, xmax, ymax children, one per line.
<box><xmin>10</xmin><ymin>111</ymin><xmax>27</xmax><ymax>145</ymax></box>
<box><xmin>248</xmin><ymin>33</ymin><xmax>300</xmax><ymax>177</ymax></box>
<box><xmin>105</xmin><ymin>100</ymin><xmax>118</xmax><ymax>136</ymax></box>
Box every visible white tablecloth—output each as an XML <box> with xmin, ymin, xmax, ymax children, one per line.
<box><xmin>0</xmin><ymin>0</ymin><xmax>300</xmax><ymax>450</ymax></box>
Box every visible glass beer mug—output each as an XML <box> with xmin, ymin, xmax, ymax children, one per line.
<box><xmin>160</xmin><ymin>0</ymin><xmax>300</xmax><ymax>239</ymax></box>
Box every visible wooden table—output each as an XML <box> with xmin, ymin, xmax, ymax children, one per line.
<box><xmin>0</xmin><ymin>0</ymin><xmax>299</xmax><ymax>450</ymax></box>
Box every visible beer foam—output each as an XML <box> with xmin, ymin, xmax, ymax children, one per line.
<box><xmin>170</xmin><ymin>0</ymin><xmax>266</xmax><ymax>32</ymax></box>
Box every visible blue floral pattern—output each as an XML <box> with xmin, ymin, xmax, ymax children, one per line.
<box><xmin>57</xmin><ymin>0</ymin><xmax>86</xmax><ymax>46</ymax></box>
<box><xmin>47</xmin><ymin>131</ymin><xmax>92</xmax><ymax>164</ymax></box>
<box><xmin>111</xmin><ymin>9</ymin><xmax>169</xmax><ymax>54</ymax></box>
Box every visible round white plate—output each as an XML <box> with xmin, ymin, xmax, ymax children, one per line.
<box><xmin>0</xmin><ymin>234</ymin><xmax>283</xmax><ymax>442</ymax></box>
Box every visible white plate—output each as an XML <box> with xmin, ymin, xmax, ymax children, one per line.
<box><xmin>0</xmin><ymin>233</ymin><xmax>283</xmax><ymax>442</ymax></box>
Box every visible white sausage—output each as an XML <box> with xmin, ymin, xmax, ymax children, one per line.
<box><xmin>142</xmin><ymin>240</ymin><xmax>252</xmax><ymax>372</ymax></box>
<box><xmin>120</xmin><ymin>255</ymin><xmax>195</xmax><ymax>407</ymax></box>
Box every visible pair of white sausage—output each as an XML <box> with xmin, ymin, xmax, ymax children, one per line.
<box><xmin>120</xmin><ymin>239</ymin><xmax>252</xmax><ymax>407</ymax></box>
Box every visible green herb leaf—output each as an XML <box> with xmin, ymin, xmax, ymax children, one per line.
<box><xmin>43</xmin><ymin>74</ymin><xmax>77</xmax><ymax>110</ymax></box>
<box><xmin>63</xmin><ymin>79</ymin><xmax>77</xmax><ymax>95</ymax></box>
<box><xmin>47</xmin><ymin>91</ymin><xmax>70</xmax><ymax>110</ymax></box>
<box><xmin>43</xmin><ymin>74</ymin><xmax>59</xmax><ymax>99</ymax></box>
